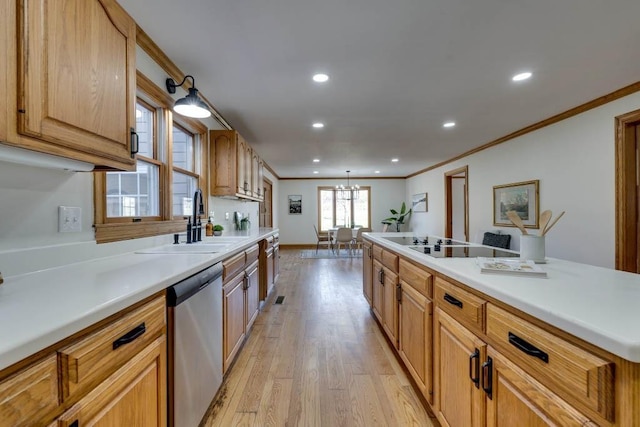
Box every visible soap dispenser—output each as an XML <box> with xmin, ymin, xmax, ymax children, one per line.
<box><xmin>205</xmin><ymin>217</ymin><xmax>214</xmax><ymax>237</ymax></box>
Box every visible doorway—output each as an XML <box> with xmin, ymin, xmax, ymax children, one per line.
<box><xmin>445</xmin><ymin>166</ymin><xmax>469</xmax><ymax>242</ymax></box>
<box><xmin>615</xmin><ymin>109</ymin><xmax>640</xmax><ymax>272</ymax></box>
<box><xmin>259</xmin><ymin>177</ymin><xmax>273</xmax><ymax>227</ymax></box>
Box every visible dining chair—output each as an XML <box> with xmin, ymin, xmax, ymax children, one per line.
<box><xmin>313</xmin><ymin>224</ymin><xmax>332</xmax><ymax>253</ymax></box>
<box><xmin>334</xmin><ymin>227</ymin><xmax>354</xmax><ymax>255</ymax></box>
<box><xmin>351</xmin><ymin>227</ymin><xmax>371</xmax><ymax>253</ymax></box>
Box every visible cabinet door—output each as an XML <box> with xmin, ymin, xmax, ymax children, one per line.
<box><xmin>56</xmin><ymin>336</ymin><xmax>166</xmax><ymax>427</ymax></box>
<box><xmin>18</xmin><ymin>0</ymin><xmax>136</xmax><ymax>170</ymax></box>
<box><xmin>266</xmin><ymin>250</ymin><xmax>274</xmax><ymax>294</ymax></box>
<box><xmin>256</xmin><ymin>157</ymin><xmax>265</xmax><ymax>200</ymax></box>
<box><xmin>362</xmin><ymin>242</ymin><xmax>373</xmax><ymax>305</ymax></box>
<box><xmin>399</xmin><ymin>282</ymin><xmax>433</xmax><ymax>403</ymax></box>
<box><xmin>223</xmin><ymin>273</ymin><xmax>246</xmax><ymax>373</ymax></box>
<box><xmin>486</xmin><ymin>347</ymin><xmax>596</xmax><ymax>427</ymax></box>
<box><xmin>381</xmin><ymin>266</ymin><xmax>399</xmax><ymax>347</ymax></box>
<box><xmin>236</xmin><ymin>137</ymin><xmax>248</xmax><ymax>194</ymax></box>
<box><xmin>244</xmin><ymin>143</ymin><xmax>253</xmax><ymax>195</ymax></box>
<box><xmin>245</xmin><ymin>260</ymin><xmax>260</xmax><ymax>331</ymax></box>
<box><xmin>251</xmin><ymin>151</ymin><xmax>260</xmax><ymax>199</ymax></box>
<box><xmin>209</xmin><ymin>130</ymin><xmax>238</xmax><ymax>197</ymax></box>
<box><xmin>372</xmin><ymin>260</ymin><xmax>384</xmax><ymax>323</ymax></box>
<box><xmin>434</xmin><ymin>308</ymin><xmax>486</xmax><ymax>427</ymax></box>
<box><xmin>272</xmin><ymin>245</ymin><xmax>280</xmax><ymax>285</ymax></box>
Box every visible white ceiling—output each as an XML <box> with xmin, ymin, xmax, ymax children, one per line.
<box><xmin>119</xmin><ymin>0</ymin><xmax>640</xmax><ymax>179</ymax></box>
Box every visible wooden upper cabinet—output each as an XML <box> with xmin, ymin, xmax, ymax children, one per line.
<box><xmin>210</xmin><ymin>129</ymin><xmax>264</xmax><ymax>201</ymax></box>
<box><xmin>10</xmin><ymin>0</ymin><xmax>137</xmax><ymax>171</ymax></box>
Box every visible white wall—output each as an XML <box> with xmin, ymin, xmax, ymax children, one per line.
<box><xmin>278</xmin><ymin>178</ymin><xmax>405</xmax><ymax>244</ymax></box>
<box><xmin>407</xmin><ymin>91</ymin><xmax>640</xmax><ymax>268</ymax></box>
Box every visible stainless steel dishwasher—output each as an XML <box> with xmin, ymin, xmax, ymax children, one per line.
<box><xmin>167</xmin><ymin>262</ymin><xmax>223</xmax><ymax>427</ymax></box>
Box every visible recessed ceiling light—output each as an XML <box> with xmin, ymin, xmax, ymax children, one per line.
<box><xmin>312</xmin><ymin>122</ymin><xmax>324</xmax><ymax>129</ymax></box>
<box><xmin>375</xmin><ymin>170</ymin><xmax>381</xmax><ymax>174</ymax></box>
<box><xmin>512</xmin><ymin>72</ymin><xmax>532</xmax><ymax>82</ymax></box>
<box><xmin>443</xmin><ymin>121</ymin><xmax>456</xmax><ymax>128</ymax></box>
<box><xmin>313</xmin><ymin>158</ymin><xmax>320</xmax><ymax>163</ymax></box>
<box><xmin>312</xmin><ymin>73</ymin><xmax>329</xmax><ymax>83</ymax></box>
<box><xmin>313</xmin><ymin>171</ymin><xmax>319</xmax><ymax>174</ymax></box>
<box><xmin>391</xmin><ymin>158</ymin><xmax>399</xmax><ymax>163</ymax></box>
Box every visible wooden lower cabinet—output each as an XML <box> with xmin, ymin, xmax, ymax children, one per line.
<box><xmin>399</xmin><ymin>281</ymin><xmax>433</xmax><ymax>403</ymax></box>
<box><xmin>434</xmin><ymin>308</ymin><xmax>486</xmax><ymax>427</ymax></box>
<box><xmin>362</xmin><ymin>241</ymin><xmax>373</xmax><ymax>305</ymax></box>
<box><xmin>486</xmin><ymin>347</ymin><xmax>597</xmax><ymax>427</ymax></box>
<box><xmin>245</xmin><ymin>259</ymin><xmax>260</xmax><ymax>331</ymax></box>
<box><xmin>381</xmin><ymin>266</ymin><xmax>399</xmax><ymax>347</ymax></box>
<box><xmin>272</xmin><ymin>243</ymin><xmax>280</xmax><ymax>286</ymax></box>
<box><xmin>223</xmin><ymin>272</ymin><xmax>246</xmax><ymax>373</ymax></box>
<box><xmin>55</xmin><ymin>336</ymin><xmax>166</xmax><ymax>426</ymax></box>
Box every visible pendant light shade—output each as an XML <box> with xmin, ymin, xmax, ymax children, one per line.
<box><xmin>166</xmin><ymin>75</ymin><xmax>211</xmax><ymax>119</ymax></box>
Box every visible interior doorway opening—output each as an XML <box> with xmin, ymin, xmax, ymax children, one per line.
<box><xmin>259</xmin><ymin>177</ymin><xmax>273</xmax><ymax>227</ymax></box>
<box><xmin>445</xmin><ymin>166</ymin><xmax>469</xmax><ymax>242</ymax></box>
<box><xmin>615</xmin><ymin>109</ymin><xmax>640</xmax><ymax>272</ymax></box>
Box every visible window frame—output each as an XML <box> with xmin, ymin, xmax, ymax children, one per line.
<box><xmin>317</xmin><ymin>186</ymin><xmax>371</xmax><ymax>232</ymax></box>
<box><xmin>93</xmin><ymin>71</ymin><xmax>209</xmax><ymax>243</ymax></box>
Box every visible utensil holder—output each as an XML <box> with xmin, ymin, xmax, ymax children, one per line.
<box><xmin>520</xmin><ymin>235</ymin><xmax>545</xmax><ymax>263</ymax></box>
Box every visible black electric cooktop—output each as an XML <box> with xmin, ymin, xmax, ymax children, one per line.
<box><xmin>381</xmin><ymin>235</ymin><xmax>518</xmax><ymax>259</ymax></box>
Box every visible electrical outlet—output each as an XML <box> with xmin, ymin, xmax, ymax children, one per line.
<box><xmin>59</xmin><ymin>206</ymin><xmax>82</xmax><ymax>232</ymax></box>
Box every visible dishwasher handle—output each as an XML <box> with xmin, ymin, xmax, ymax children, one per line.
<box><xmin>167</xmin><ymin>262</ymin><xmax>223</xmax><ymax>307</ymax></box>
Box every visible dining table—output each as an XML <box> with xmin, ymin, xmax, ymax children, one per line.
<box><xmin>327</xmin><ymin>226</ymin><xmax>361</xmax><ymax>254</ymax></box>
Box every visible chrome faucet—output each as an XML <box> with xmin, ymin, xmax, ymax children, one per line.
<box><xmin>186</xmin><ymin>189</ymin><xmax>204</xmax><ymax>243</ymax></box>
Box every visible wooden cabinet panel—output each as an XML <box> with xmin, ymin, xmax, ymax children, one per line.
<box><xmin>223</xmin><ymin>273</ymin><xmax>246</xmax><ymax>373</ymax></box>
<box><xmin>0</xmin><ymin>354</ymin><xmax>59</xmax><ymax>426</ymax></box>
<box><xmin>223</xmin><ymin>251</ymin><xmax>246</xmax><ymax>281</ymax></box>
<box><xmin>363</xmin><ymin>241</ymin><xmax>373</xmax><ymax>305</ymax></box>
<box><xmin>399</xmin><ymin>258</ymin><xmax>433</xmax><ymax>298</ymax></box>
<box><xmin>272</xmin><ymin>243</ymin><xmax>280</xmax><ymax>285</ymax></box>
<box><xmin>14</xmin><ymin>0</ymin><xmax>136</xmax><ymax>170</ymax></box>
<box><xmin>58</xmin><ymin>296</ymin><xmax>165</xmax><ymax>401</ymax></box>
<box><xmin>399</xmin><ymin>281</ymin><xmax>433</xmax><ymax>403</ymax></box>
<box><xmin>372</xmin><ymin>260</ymin><xmax>384</xmax><ymax>323</ymax></box>
<box><xmin>486</xmin><ymin>347</ymin><xmax>597</xmax><ymax>427</ymax></box>
<box><xmin>266</xmin><ymin>249</ymin><xmax>274</xmax><ymax>296</ymax></box>
<box><xmin>245</xmin><ymin>244</ymin><xmax>260</xmax><ymax>265</ymax></box>
<box><xmin>245</xmin><ymin>260</ymin><xmax>260</xmax><ymax>331</ymax></box>
<box><xmin>56</xmin><ymin>336</ymin><xmax>166</xmax><ymax>427</ymax></box>
<box><xmin>434</xmin><ymin>308</ymin><xmax>486</xmax><ymax>427</ymax></box>
<box><xmin>382</xmin><ymin>266</ymin><xmax>399</xmax><ymax>347</ymax></box>
<box><xmin>435</xmin><ymin>277</ymin><xmax>486</xmax><ymax>334</ymax></box>
<box><xmin>486</xmin><ymin>303</ymin><xmax>614</xmax><ymax>421</ymax></box>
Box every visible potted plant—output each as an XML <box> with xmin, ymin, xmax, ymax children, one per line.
<box><xmin>213</xmin><ymin>224</ymin><xmax>224</xmax><ymax>236</ymax></box>
<box><xmin>382</xmin><ymin>202</ymin><xmax>412</xmax><ymax>232</ymax></box>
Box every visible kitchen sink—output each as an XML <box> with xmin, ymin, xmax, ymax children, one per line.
<box><xmin>135</xmin><ymin>243</ymin><xmax>232</xmax><ymax>254</ymax></box>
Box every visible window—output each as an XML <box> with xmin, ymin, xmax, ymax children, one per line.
<box><xmin>105</xmin><ymin>100</ymin><xmax>161</xmax><ymax>220</ymax></box>
<box><xmin>93</xmin><ymin>72</ymin><xmax>208</xmax><ymax>243</ymax></box>
<box><xmin>318</xmin><ymin>186</ymin><xmax>371</xmax><ymax>231</ymax></box>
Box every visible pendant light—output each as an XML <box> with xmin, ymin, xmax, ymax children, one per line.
<box><xmin>165</xmin><ymin>75</ymin><xmax>211</xmax><ymax>119</ymax></box>
<box><xmin>336</xmin><ymin>170</ymin><xmax>360</xmax><ymax>200</ymax></box>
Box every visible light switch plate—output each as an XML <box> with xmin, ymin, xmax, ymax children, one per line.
<box><xmin>59</xmin><ymin>206</ymin><xmax>82</xmax><ymax>232</ymax></box>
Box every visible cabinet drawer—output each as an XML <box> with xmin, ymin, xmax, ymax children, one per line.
<box><xmin>0</xmin><ymin>354</ymin><xmax>59</xmax><ymax>426</ymax></box>
<box><xmin>245</xmin><ymin>244</ymin><xmax>260</xmax><ymax>264</ymax></box>
<box><xmin>273</xmin><ymin>234</ymin><xmax>279</xmax><ymax>245</ymax></box>
<box><xmin>223</xmin><ymin>251</ymin><xmax>246</xmax><ymax>281</ymax></box>
<box><xmin>372</xmin><ymin>245</ymin><xmax>383</xmax><ymax>261</ymax></box>
<box><xmin>399</xmin><ymin>259</ymin><xmax>433</xmax><ymax>298</ymax></box>
<box><xmin>373</xmin><ymin>246</ymin><xmax>398</xmax><ymax>272</ymax></box>
<box><xmin>58</xmin><ymin>296</ymin><xmax>166</xmax><ymax>401</ymax></box>
<box><xmin>486</xmin><ymin>303</ymin><xmax>614</xmax><ymax>421</ymax></box>
<box><xmin>434</xmin><ymin>277</ymin><xmax>485</xmax><ymax>333</ymax></box>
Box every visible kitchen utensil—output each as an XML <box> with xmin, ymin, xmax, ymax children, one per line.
<box><xmin>506</xmin><ymin>211</ymin><xmax>528</xmax><ymax>235</ymax></box>
<box><xmin>538</xmin><ymin>210</ymin><xmax>552</xmax><ymax>236</ymax></box>
<box><xmin>542</xmin><ymin>211</ymin><xmax>565</xmax><ymax>236</ymax></box>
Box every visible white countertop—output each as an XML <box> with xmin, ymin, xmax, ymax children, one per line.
<box><xmin>366</xmin><ymin>232</ymin><xmax>640</xmax><ymax>362</ymax></box>
<box><xmin>0</xmin><ymin>228</ymin><xmax>278</xmax><ymax>371</ymax></box>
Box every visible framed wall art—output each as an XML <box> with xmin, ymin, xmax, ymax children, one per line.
<box><xmin>288</xmin><ymin>194</ymin><xmax>302</xmax><ymax>214</ymax></box>
<box><xmin>412</xmin><ymin>192</ymin><xmax>428</xmax><ymax>212</ymax></box>
<box><xmin>493</xmin><ymin>180</ymin><xmax>539</xmax><ymax>228</ymax></box>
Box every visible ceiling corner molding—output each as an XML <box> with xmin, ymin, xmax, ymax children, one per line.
<box><xmin>135</xmin><ymin>25</ymin><xmax>233</xmax><ymax>131</ymax></box>
<box><xmin>406</xmin><ymin>80</ymin><xmax>640</xmax><ymax>179</ymax></box>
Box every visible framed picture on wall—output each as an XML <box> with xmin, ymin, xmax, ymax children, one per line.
<box><xmin>412</xmin><ymin>192</ymin><xmax>428</xmax><ymax>212</ymax></box>
<box><xmin>288</xmin><ymin>195</ymin><xmax>302</xmax><ymax>214</ymax></box>
<box><xmin>493</xmin><ymin>180</ymin><xmax>539</xmax><ymax>228</ymax></box>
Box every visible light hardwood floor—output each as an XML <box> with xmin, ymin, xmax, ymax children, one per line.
<box><xmin>204</xmin><ymin>249</ymin><xmax>438</xmax><ymax>427</ymax></box>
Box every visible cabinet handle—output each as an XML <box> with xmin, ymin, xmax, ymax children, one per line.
<box><xmin>379</xmin><ymin>269</ymin><xmax>385</xmax><ymax>285</ymax></box>
<box><xmin>396</xmin><ymin>284</ymin><xmax>402</xmax><ymax>302</ymax></box>
<box><xmin>469</xmin><ymin>348</ymin><xmax>480</xmax><ymax>388</ymax></box>
<box><xmin>508</xmin><ymin>332</ymin><xmax>549</xmax><ymax>363</ymax></box>
<box><xmin>443</xmin><ymin>293</ymin><xmax>463</xmax><ymax>308</ymax></box>
<box><xmin>130</xmin><ymin>128</ymin><xmax>139</xmax><ymax>158</ymax></box>
<box><xmin>112</xmin><ymin>322</ymin><xmax>146</xmax><ymax>350</ymax></box>
<box><xmin>482</xmin><ymin>356</ymin><xmax>493</xmax><ymax>399</ymax></box>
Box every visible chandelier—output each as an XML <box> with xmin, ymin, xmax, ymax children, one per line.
<box><xmin>336</xmin><ymin>170</ymin><xmax>360</xmax><ymax>200</ymax></box>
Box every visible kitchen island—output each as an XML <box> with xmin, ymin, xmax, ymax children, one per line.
<box><xmin>363</xmin><ymin>232</ymin><xmax>640</xmax><ymax>427</ymax></box>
